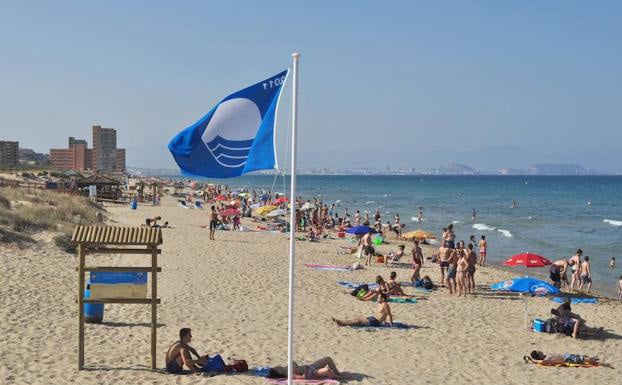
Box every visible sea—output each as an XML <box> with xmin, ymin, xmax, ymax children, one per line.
<box><xmin>171</xmin><ymin>174</ymin><xmax>622</xmax><ymax>297</ymax></box>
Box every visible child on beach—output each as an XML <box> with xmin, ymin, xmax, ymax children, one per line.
<box><xmin>579</xmin><ymin>256</ymin><xmax>592</xmax><ymax>293</ymax></box>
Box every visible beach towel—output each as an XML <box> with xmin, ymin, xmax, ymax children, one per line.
<box><xmin>305</xmin><ymin>264</ymin><xmax>352</xmax><ymax>272</ymax></box>
<box><xmin>267</xmin><ymin>379</ymin><xmax>339</xmax><ymax>385</ymax></box>
<box><xmin>349</xmin><ymin>321</ymin><xmax>413</xmax><ymax>329</ymax></box>
<box><xmin>387</xmin><ymin>297</ymin><xmax>417</xmax><ymax>303</ymax></box>
<box><xmin>337</xmin><ymin>281</ymin><xmax>415</xmax><ymax>290</ymax></box>
<box><xmin>528</xmin><ymin>360</ymin><xmax>602</xmax><ymax>368</ymax></box>
<box><xmin>551</xmin><ymin>297</ymin><xmax>598</xmax><ymax>304</ymax></box>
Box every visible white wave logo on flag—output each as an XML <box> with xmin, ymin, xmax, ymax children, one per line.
<box><xmin>201</xmin><ymin>98</ymin><xmax>262</xmax><ymax>168</ymax></box>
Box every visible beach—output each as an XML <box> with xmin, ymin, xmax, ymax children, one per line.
<box><xmin>2</xmin><ymin>194</ymin><xmax>621</xmax><ymax>385</ymax></box>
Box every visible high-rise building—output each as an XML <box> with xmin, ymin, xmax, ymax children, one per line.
<box><xmin>115</xmin><ymin>149</ymin><xmax>126</xmax><ymax>172</ymax></box>
<box><xmin>50</xmin><ymin>137</ymin><xmax>92</xmax><ymax>170</ymax></box>
<box><xmin>92</xmin><ymin>125</ymin><xmax>117</xmax><ymax>172</ymax></box>
<box><xmin>0</xmin><ymin>141</ymin><xmax>19</xmax><ymax>167</ymax></box>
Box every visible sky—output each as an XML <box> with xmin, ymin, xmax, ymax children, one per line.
<box><xmin>1</xmin><ymin>1</ymin><xmax>621</xmax><ymax>172</ymax></box>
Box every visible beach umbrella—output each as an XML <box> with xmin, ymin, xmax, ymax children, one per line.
<box><xmin>267</xmin><ymin>208</ymin><xmax>287</xmax><ymax>217</ymax></box>
<box><xmin>220</xmin><ymin>208</ymin><xmax>240</xmax><ymax>217</ymax></box>
<box><xmin>490</xmin><ymin>277</ymin><xmax>560</xmax><ymax>296</ymax></box>
<box><xmin>345</xmin><ymin>225</ymin><xmax>376</xmax><ymax>235</ymax></box>
<box><xmin>492</xmin><ymin>274</ymin><xmax>559</xmax><ymax>332</ymax></box>
<box><xmin>215</xmin><ymin>195</ymin><xmax>228</xmax><ymax>201</ymax></box>
<box><xmin>503</xmin><ymin>253</ymin><xmax>552</xmax><ymax>268</ymax></box>
<box><xmin>256</xmin><ymin>205</ymin><xmax>278</xmax><ymax>216</ymax></box>
<box><xmin>402</xmin><ymin>230</ymin><xmax>436</xmax><ymax>240</ymax></box>
<box><xmin>300</xmin><ymin>202</ymin><xmax>316</xmax><ymax>211</ymax></box>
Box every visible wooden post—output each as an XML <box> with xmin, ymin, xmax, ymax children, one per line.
<box><xmin>77</xmin><ymin>244</ymin><xmax>85</xmax><ymax>370</ymax></box>
<box><xmin>150</xmin><ymin>246</ymin><xmax>158</xmax><ymax>369</ymax></box>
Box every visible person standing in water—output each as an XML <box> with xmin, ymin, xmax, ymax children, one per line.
<box><xmin>471</xmin><ymin>209</ymin><xmax>476</xmax><ymax>222</ymax></box>
<box><xmin>579</xmin><ymin>256</ymin><xmax>592</xmax><ymax>293</ymax></box>
<box><xmin>610</xmin><ymin>257</ymin><xmax>616</xmax><ymax>270</ymax></box>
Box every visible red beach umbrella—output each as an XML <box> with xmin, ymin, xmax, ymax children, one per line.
<box><xmin>220</xmin><ymin>208</ymin><xmax>240</xmax><ymax>217</ymax></box>
<box><xmin>503</xmin><ymin>253</ymin><xmax>552</xmax><ymax>268</ymax></box>
<box><xmin>215</xmin><ymin>195</ymin><xmax>228</xmax><ymax>201</ymax></box>
<box><xmin>274</xmin><ymin>197</ymin><xmax>289</xmax><ymax>204</ymax></box>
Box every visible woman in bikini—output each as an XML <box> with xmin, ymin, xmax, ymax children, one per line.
<box><xmin>455</xmin><ymin>242</ymin><xmax>469</xmax><ymax>297</ymax></box>
<box><xmin>267</xmin><ymin>357</ymin><xmax>342</xmax><ymax>380</ymax></box>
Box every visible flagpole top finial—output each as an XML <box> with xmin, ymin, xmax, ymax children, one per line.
<box><xmin>292</xmin><ymin>52</ymin><xmax>300</xmax><ymax>59</ymax></box>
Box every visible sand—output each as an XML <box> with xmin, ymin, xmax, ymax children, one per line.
<box><xmin>2</xmin><ymin>195</ymin><xmax>621</xmax><ymax>385</ymax></box>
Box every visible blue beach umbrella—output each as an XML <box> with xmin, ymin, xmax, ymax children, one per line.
<box><xmin>491</xmin><ymin>277</ymin><xmax>560</xmax><ymax>332</ymax></box>
<box><xmin>345</xmin><ymin>225</ymin><xmax>377</xmax><ymax>235</ymax></box>
<box><xmin>490</xmin><ymin>277</ymin><xmax>560</xmax><ymax>296</ymax></box>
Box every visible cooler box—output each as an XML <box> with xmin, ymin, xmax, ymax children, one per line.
<box><xmin>532</xmin><ymin>319</ymin><xmax>546</xmax><ymax>333</ymax></box>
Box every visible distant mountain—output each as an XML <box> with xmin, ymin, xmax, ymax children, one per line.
<box><xmin>526</xmin><ymin>164</ymin><xmax>594</xmax><ymax>175</ymax></box>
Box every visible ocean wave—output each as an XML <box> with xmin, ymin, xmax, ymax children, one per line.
<box><xmin>365</xmin><ymin>201</ymin><xmax>375</xmax><ymax>205</ymax></box>
<box><xmin>473</xmin><ymin>223</ymin><xmax>496</xmax><ymax>231</ymax></box>
<box><xmin>604</xmin><ymin>219</ymin><xmax>622</xmax><ymax>227</ymax></box>
<box><xmin>452</xmin><ymin>220</ymin><xmax>461</xmax><ymax>224</ymax></box>
<box><xmin>497</xmin><ymin>229</ymin><xmax>512</xmax><ymax>237</ymax></box>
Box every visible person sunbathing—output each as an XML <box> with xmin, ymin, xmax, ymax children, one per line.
<box><xmin>551</xmin><ymin>306</ymin><xmax>602</xmax><ymax>339</ymax></box>
<box><xmin>359</xmin><ymin>275</ymin><xmax>389</xmax><ymax>301</ymax></box>
<box><xmin>267</xmin><ymin>357</ymin><xmax>342</xmax><ymax>380</ymax></box>
<box><xmin>386</xmin><ymin>271</ymin><xmax>406</xmax><ymax>296</ymax></box>
<box><xmin>385</xmin><ymin>244</ymin><xmax>405</xmax><ymax>266</ymax></box>
<box><xmin>165</xmin><ymin>328</ymin><xmax>246</xmax><ymax>374</ymax></box>
<box><xmin>334</xmin><ymin>292</ymin><xmax>393</xmax><ymax>327</ymax></box>
<box><xmin>526</xmin><ymin>351</ymin><xmax>599</xmax><ymax>366</ymax></box>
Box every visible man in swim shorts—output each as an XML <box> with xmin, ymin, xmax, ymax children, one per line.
<box><xmin>438</xmin><ymin>241</ymin><xmax>451</xmax><ymax>286</ymax></box>
<box><xmin>579</xmin><ymin>256</ymin><xmax>592</xmax><ymax>293</ymax></box>
<box><xmin>209</xmin><ymin>206</ymin><xmax>218</xmax><ymax>240</ymax></box>
<box><xmin>165</xmin><ymin>328</ymin><xmax>207</xmax><ymax>374</ymax></box>
<box><xmin>333</xmin><ymin>293</ymin><xmax>393</xmax><ymax>327</ymax></box>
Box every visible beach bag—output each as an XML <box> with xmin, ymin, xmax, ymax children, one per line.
<box><xmin>351</xmin><ymin>284</ymin><xmax>369</xmax><ymax>297</ymax></box>
<box><xmin>423</xmin><ymin>279</ymin><xmax>434</xmax><ymax>290</ymax></box>
<box><xmin>413</xmin><ymin>278</ymin><xmax>424</xmax><ymax>287</ymax></box>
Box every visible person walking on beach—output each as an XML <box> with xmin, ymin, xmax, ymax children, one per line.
<box><xmin>478</xmin><ymin>235</ymin><xmax>487</xmax><ymax>266</ymax></box>
<box><xmin>411</xmin><ymin>240</ymin><xmax>423</xmax><ymax>283</ymax></box>
<box><xmin>618</xmin><ymin>276</ymin><xmax>622</xmax><ymax>301</ymax></box>
<box><xmin>209</xmin><ymin>206</ymin><xmax>218</xmax><ymax>240</ymax></box>
<box><xmin>579</xmin><ymin>256</ymin><xmax>592</xmax><ymax>293</ymax></box>
<box><xmin>361</xmin><ymin>230</ymin><xmax>374</xmax><ymax>266</ymax></box>
<box><xmin>569</xmin><ymin>249</ymin><xmax>582</xmax><ymax>292</ymax></box>
<box><xmin>466</xmin><ymin>243</ymin><xmax>477</xmax><ymax>294</ymax></box>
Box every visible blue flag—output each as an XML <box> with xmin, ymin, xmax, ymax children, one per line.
<box><xmin>168</xmin><ymin>70</ymin><xmax>288</xmax><ymax>178</ymax></box>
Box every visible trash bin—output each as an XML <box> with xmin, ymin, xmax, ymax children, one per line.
<box><xmin>84</xmin><ymin>283</ymin><xmax>104</xmax><ymax>323</ymax></box>
<box><xmin>130</xmin><ymin>199</ymin><xmax>138</xmax><ymax>210</ymax></box>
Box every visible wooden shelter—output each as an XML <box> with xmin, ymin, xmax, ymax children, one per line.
<box><xmin>71</xmin><ymin>225</ymin><xmax>163</xmax><ymax>370</ymax></box>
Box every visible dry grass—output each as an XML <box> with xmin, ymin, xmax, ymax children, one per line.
<box><xmin>0</xmin><ymin>188</ymin><xmax>102</xmax><ymax>250</ymax></box>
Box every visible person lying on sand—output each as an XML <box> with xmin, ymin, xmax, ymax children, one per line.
<box><xmin>268</xmin><ymin>357</ymin><xmax>342</xmax><ymax>380</ymax></box>
<box><xmin>334</xmin><ymin>292</ymin><xmax>393</xmax><ymax>327</ymax></box>
<box><xmin>165</xmin><ymin>328</ymin><xmax>246</xmax><ymax>374</ymax></box>
<box><xmin>525</xmin><ymin>351</ymin><xmax>599</xmax><ymax>365</ymax></box>
<box><xmin>359</xmin><ymin>275</ymin><xmax>389</xmax><ymax>301</ymax></box>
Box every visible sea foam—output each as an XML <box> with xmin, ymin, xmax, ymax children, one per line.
<box><xmin>497</xmin><ymin>229</ymin><xmax>513</xmax><ymax>237</ymax></box>
<box><xmin>473</xmin><ymin>223</ymin><xmax>495</xmax><ymax>231</ymax></box>
<box><xmin>604</xmin><ymin>219</ymin><xmax>622</xmax><ymax>227</ymax></box>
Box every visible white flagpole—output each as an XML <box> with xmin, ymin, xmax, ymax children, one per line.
<box><xmin>287</xmin><ymin>52</ymin><xmax>300</xmax><ymax>385</ymax></box>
